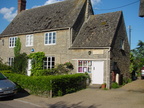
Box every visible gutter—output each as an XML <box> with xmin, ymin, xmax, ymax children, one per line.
<box><xmin>69</xmin><ymin>47</ymin><xmax>111</xmax><ymax>49</ymax></box>
<box><xmin>0</xmin><ymin>27</ymin><xmax>71</xmax><ymax>37</ymax></box>
<box><xmin>106</xmin><ymin>47</ymin><xmax>111</xmax><ymax>89</ymax></box>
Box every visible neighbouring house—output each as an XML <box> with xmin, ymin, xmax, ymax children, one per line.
<box><xmin>139</xmin><ymin>0</ymin><xmax>144</xmax><ymax>17</ymax></box>
<box><xmin>0</xmin><ymin>0</ymin><xmax>130</xmax><ymax>89</ymax></box>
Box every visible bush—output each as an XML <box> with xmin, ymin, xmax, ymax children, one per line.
<box><xmin>0</xmin><ymin>57</ymin><xmax>11</xmax><ymax>70</ymax></box>
<box><xmin>111</xmin><ymin>82</ymin><xmax>120</xmax><ymax>89</ymax></box>
<box><xmin>12</xmin><ymin>53</ymin><xmax>28</xmax><ymax>75</ymax></box>
<box><xmin>3</xmin><ymin>73</ymin><xmax>88</xmax><ymax>97</ymax></box>
<box><xmin>51</xmin><ymin>73</ymin><xmax>87</xmax><ymax>96</ymax></box>
<box><xmin>31</xmin><ymin>68</ymin><xmax>58</xmax><ymax>76</ymax></box>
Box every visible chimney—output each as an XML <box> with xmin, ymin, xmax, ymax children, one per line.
<box><xmin>18</xmin><ymin>0</ymin><xmax>26</xmax><ymax>14</ymax></box>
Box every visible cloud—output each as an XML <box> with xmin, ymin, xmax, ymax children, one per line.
<box><xmin>44</xmin><ymin>0</ymin><xmax>63</xmax><ymax>5</ymax></box>
<box><xmin>91</xmin><ymin>0</ymin><xmax>101</xmax><ymax>6</ymax></box>
<box><xmin>0</xmin><ymin>7</ymin><xmax>17</xmax><ymax>22</ymax></box>
<box><xmin>32</xmin><ymin>0</ymin><xmax>63</xmax><ymax>8</ymax></box>
<box><xmin>43</xmin><ymin>0</ymin><xmax>101</xmax><ymax>6</ymax></box>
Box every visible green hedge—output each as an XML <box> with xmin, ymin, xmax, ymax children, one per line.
<box><xmin>3</xmin><ymin>73</ymin><xmax>88</xmax><ymax>97</ymax></box>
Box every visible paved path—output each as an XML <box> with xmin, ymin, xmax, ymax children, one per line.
<box><xmin>1</xmin><ymin>79</ymin><xmax>144</xmax><ymax>108</ymax></box>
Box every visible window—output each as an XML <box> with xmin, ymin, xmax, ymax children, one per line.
<box><xmin>78</xmin><ymin>60</ymin><xmax>92</xmax><ymax>73</ymax></box>
<box><xmin>44</xmin><ymin>32</ymin><xmax>56</xmax><ymax>45</ymax></box>
<box><xmin>120</xmin><ymin>39</ymin><xmax>124</xmax><ymax>50</ymax></box>
<box><xmin>43</xmin><ymin>57</ymin><xmax>55</xmax><ymax>69</ymax></box>
<box><xmin>8</xmin><ymin>57</ymin><xmax>14</xmax><ymax>66</ymax></box>
<box><xmin>9</xmin><ymin>37</ymin><xmax>17</xmax><ymax>48</ymax></box>
<box><xmin>26</xmin><ymin>35</ymin><xmax>33</xmax><ymax>46</ymax></box>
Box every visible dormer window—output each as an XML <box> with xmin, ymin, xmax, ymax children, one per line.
<box><xmin>44</xmin><ymin>32</ymin><xmax>56</xmax><ymax>45</ymax></box>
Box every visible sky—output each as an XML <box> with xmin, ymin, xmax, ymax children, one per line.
<box><xmin>0</xmin><ymin>0</ymin><xmax>143</xmax><ymax>50</ymax></box>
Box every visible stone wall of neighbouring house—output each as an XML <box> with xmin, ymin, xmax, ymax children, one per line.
<box><xmin>110</xmin><ymin>15</ymin><xmax>130</xmax><ymax>84</ymax></box>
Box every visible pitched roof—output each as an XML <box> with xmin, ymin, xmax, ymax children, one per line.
<box><xmin>72</xmin><ymin>11</ymin><xmax>122</xmax><ymax>48</ymax></box>
<box><xmin>1</xmin><ymin>0</ymin><xmax>87</xmax><ymax>37</ymax></box>
<box><xmin>139</xmin><ymin>0</ymin><xmax>144</xmax><ymax>17</ymax></box>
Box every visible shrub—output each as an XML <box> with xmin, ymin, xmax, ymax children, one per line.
<box><xmin>12</xmin><ymin>53</ymin><xmax>28</xmax><ymax>74</ymax></box>
<box><xmin>111</xmin><ymin>82</ymin><xmax>120</xmax><ymax>89</ymax></box>
<box><xmin>0</xmin><ymin>57</ymin><xmax>11</xmax><ymax>70</ymax></box>
<box><xmin>3</xmin><ymin>73</ymin><xmax>88</xmax><ymax>97</ymax></box>
<box><xmin>31</xmin><ymin>68</ymin><xmax>58</xmax><ymax>76</ymax></box>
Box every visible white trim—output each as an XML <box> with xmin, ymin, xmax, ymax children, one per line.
<box><xmin>44</xmin><ymin>32</ymin><xmax>56</xmax><ymax>45</ymax></box>
<box><xmin>72</xmin><ymin>58</ymin><xmax>109</xmax><ymax>61</ymax></box>
<box><xmin>25</xmin><ymin>34</ymin><xmax>33</xmax><ymax>47</ymax></box>
<box><xmin>9</xmin><ymin>37</ymin><xmax>17</xmax><ymax>48</ymax></box>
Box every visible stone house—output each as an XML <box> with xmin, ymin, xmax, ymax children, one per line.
<box><xmin>139</xmin><ymin>0</ymin><xmax>144</xmax><ymax>17</ymax></box>
<box><xmin>0</xmin><ymin>0</ymin><xmax>130</xmax><ymax>88</ymax></box>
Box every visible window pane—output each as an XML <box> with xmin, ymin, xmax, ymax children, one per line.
<box><xmin>45</xmin><ymin>32</ymin><xmax>56</xmax><ymax>45</ymax></box>
<box><xmin>78</xmin><ymin>60</ymin><xmax>92</xmax><ymax>73</ymax></box>
<box><xmin>43</xmin><ymin>57</ymin><xmax>55</xmax><ymax>69</ymax></box>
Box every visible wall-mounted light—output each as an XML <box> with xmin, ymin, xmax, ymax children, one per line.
<box><xmin>88</xmin><ymin>51</ymin><xmax>91</xmax><ymax>55</ymax></box>
<box><xmin>31</xmin><ymin>48</ymin><xmax>34</xmax><ymax>52</ymax></box>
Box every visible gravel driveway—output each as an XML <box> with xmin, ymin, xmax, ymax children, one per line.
<box><xmin>6</xmin><ymin>79</ymin><xmax>144</xmax><ymax>108</ymax></box>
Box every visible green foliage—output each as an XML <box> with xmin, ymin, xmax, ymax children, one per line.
<box><xmin>31</xmin><ymin>68</ymin><xmax>58</xmax><ymax>76</ymax></box>
<box><xmin>0</xmin><ymin>57</ymin><xmax>11</xmax><ymax>71</ymax></box>
<box><xmin>28</xmin><ymin>52</ymin><xmax>45</xmax><ymax>74</ymax></box>
<box><xmin>111</xmin><ymin>82</ymin><xmax>120</xmax><ymax>89</ymax></box>
<box><xmin>123</xmin><ymin>77</ymin><xmax>132</xmax><ymax>85</ymax></box>
<box><xmin>131</xmin><ymin>40</ymin><xmax>144</xmax><ymax>75</ymax></box>
<box><xmin>12</xmin><ymin>53</ymin><xmax>28</xmax><ymax>74</ymax></box>
<box><xmin>31</xmin><ymin>61</ymin><xmax>74</xmax><ymax>76</ymax></box>
<box><xmin>52</xmin><ymin>73</ymin><xmax>87</xmax><ymax>96</ymax></box>
<box><xmin>13</xmin><ymin>38</ymin><xmax>28</xmax><ymax>74</ymax></box>
<box><xmin>3</xmin><ymin>73</ymin><xmax>52</xmax><ymax>97</ymax></box>
<box><xmin>14</xmin><ymin>38</ymin><xmax>21</xmax><ymax>57</ymax></box>
<box><xmin>55</xmin><ymin>62</ymin><xmax>74</xmax><ymax>75</ymax></box>
<box><xmin>3</xmin><ymin>73</ymin><xmax>87</xmax><ymax>97</ymax></box>
<box><xmin>64</xmin><ymin>62</ymin><xmax>74</xmax><ymax>70</ymax></box>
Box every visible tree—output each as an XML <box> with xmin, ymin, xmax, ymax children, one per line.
<box><xmin>13</xmin><ymin>38</ymin><xmax>28</xmax><ymax>74</ymax></box>
<box><xmin>131</xmin><ymin>40</ymin><xmax>144</xmax><ymax>75</ymax></box>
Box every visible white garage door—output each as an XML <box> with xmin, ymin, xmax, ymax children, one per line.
<box><xmin>92</xmin><ymin>61</ymin><xmax>104</xmax><ymax>84</ymax></box>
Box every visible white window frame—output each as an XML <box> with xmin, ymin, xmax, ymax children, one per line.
<box><xmin>77</xmin><ymin>60</ymin><xmax>92</xmax><ymax>73</ymax></box>
<box><xmin>26</xmin><ymin>34</ymin><xmax>33</xmax><ymax>47</ymax></box>
<box><xmin>9</xmin><ymin>37</ymin><xmax>17</xmax><ymax>48</ymax></box>
<box><xmin>44</xmin><ymin>32</ymin><xmax>56</xmax><ymax>45</ymax></box>
<box><xmin>8</xmin><ymin>57</ymin><xmax>14</xmax><ymax>66</ymax></box>
<box><xmin>43</xmin><ymin>57</ymin><xmax>55</xmax><ymax>69</ymax></box>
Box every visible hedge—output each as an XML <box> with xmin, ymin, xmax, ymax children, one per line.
<box><xmin>3</xmin><ymin>73</ymin><xmax>88</xmax><ymax>97</ymax></box>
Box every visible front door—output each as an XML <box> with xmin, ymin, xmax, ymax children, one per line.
<box><xmin>92</xmin><ymin>61</ymin><xmax>104</xmax><ymax>84</ymax></box>
<box><xmin>27</xmin><ymin>59</ymin><xmax>32</xmax><ymax>76</ymax></box>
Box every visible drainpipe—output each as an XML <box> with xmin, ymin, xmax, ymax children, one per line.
<box><xmin>106</xmin><ymin>47</ymin><xmax>111</xmax><ymax>89</ymax></box>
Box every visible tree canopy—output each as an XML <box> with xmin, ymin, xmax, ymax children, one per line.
<box><xmin>131</xmin><ymin>40</ymin><xmax>144</xmax><ymax>74</ymax></box>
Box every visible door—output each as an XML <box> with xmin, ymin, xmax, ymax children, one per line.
<box><xmin>92</xmin><ymin>61</ymin><xmax>104</xmax><ymax>84</ymax></box>
<box><xmin>27</xmin><ymin>59</ymin><xmax>32</xmax><ymax>76</ymax></box>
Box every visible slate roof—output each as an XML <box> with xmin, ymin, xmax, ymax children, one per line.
<box><xmin>72</xmin><ymin>11</ymin><xmax>122</xmax><ymax>48</ymax></box>
<box><xmin>0</xmin><ymin>0</ymin><xmax>87</xmax><ymax>37</ymax></box>
<box><xmin>139</xmin><ymin>0</ymin><xmax>144</xmax><ymax>17</ymax></box>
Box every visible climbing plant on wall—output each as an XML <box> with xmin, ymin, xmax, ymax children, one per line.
<box><xmin>28</xmin><ymin>52</ymin><xmax>45</xmax><ymax>75</ymax></box>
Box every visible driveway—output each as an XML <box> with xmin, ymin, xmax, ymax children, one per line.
<box><xmin>1</xmin><ymin>79</ymin><xmax>144</xmax><ymax>108</ymax></box>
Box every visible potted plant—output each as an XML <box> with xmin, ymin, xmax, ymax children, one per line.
<box><xmin>101</xmin><ymin>83</ymin><xmax>106</xmax><ymax>89</ymax></box>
